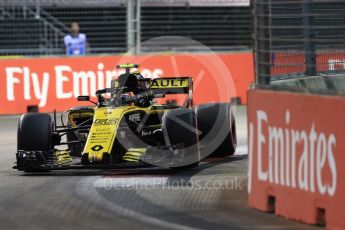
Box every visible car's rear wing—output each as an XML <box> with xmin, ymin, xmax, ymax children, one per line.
<box><xmin>150</xmin><ymin>77</ymin><xmax>192</xmax><ymax>94</ymax></box>
<box><xmin>111</xmin><ymin>77</ymin><xmax>193</xmax><ymax>95</ymax></box>
<box><xmin>150</xmin><ymin>77</ymin><xmax>194</xmax><ymax>107</ymax></box>
<box><xmin>110</xmin><ymin>77</ymin><xmax>193</xmax><ymax>107</ymax></box>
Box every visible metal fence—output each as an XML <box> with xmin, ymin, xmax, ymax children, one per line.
<box><xmin>140</xmin><ymin>6</ymin><xmax>251</xmax><ymax>52</ymax></box>
<box><xmin>252</xmin><ymin>0</ymin><xmax>345</xmax><ymax>87</ymax></box>
<box><xmin>0</xmin><ymin>0</ymin><xmax>251</xmax><ymax>56</ymax></box>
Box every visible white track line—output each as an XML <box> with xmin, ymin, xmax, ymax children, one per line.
<box><xmin>235</xmin><ymin>145</ymin><xmax>248</xmax><ymax>156</ymax></box>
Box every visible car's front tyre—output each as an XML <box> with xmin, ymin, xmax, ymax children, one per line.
<box><xmin>17</xmin><ymin>113</ymin><xmax>53</xmax><ymax>172</ymax></box>
<box><xmin>162</xmin><ymin>108</ymin><xmax>200</xmax><ymax>169</ymax></box>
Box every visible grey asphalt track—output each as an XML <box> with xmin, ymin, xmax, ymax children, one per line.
<box><xmin>0</xmin><ymin>106</ymin><xmax>320</xmax><ymax>230</ymax></box>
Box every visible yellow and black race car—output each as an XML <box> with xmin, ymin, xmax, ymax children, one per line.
<box><xmin>15</xmin><ymin>64</ymin><xmax>236</xmax><ymax>172</ymax></box>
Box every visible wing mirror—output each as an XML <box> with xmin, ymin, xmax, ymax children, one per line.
<box><xmin>77</xmin><ymin>96</ymin><xmax>90</xmax><ymax>101</ymax></box>
<box><xmin>77</xmin><ymin>96</ymin><xmax>97</xmax><ymax>105</ymax></box>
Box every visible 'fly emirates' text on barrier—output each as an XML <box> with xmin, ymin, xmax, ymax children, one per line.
<box><xmin>5</xmin><ymin>64</ymin><xmax>164</xmax><ymax>107</ymax></box>
<box><xmin>248</xmin><ymin>110</ymin><xmax>337</xmax><ymax>196</ymax></box>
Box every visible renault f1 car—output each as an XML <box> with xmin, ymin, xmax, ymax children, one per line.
<box><xmin>15</xmin><ymin>64</ymin><xmax>236</xmax><ymax>172</ymax></box>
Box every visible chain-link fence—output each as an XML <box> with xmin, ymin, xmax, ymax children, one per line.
<box><xmin>140</xmin><ymin>6</ymin><xmax>251</xmax><ymax>52</ymax></box>
<box><xmin>252</xmin><ymin>0</ymin><xmax>345</xmax><ymax>89</ymax></box>
<box><xmin>0</xmin><ymin>0</ymin><xmax>251</xmax><ymax>56</ymax></box>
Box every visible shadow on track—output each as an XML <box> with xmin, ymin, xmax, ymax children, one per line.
<box><xmin>18</xmin><ymin>154</ymin><xmax>247</xmax><ymax>177</ymax></box>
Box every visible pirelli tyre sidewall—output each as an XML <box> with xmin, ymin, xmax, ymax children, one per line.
<box><xmin>162</xmin><ymin>108</ymin><xmax>200</xmax><ymax>168</ymax></box>
<box><xmin>195</xmin><ymin>103</ymin><xmax>237</xmax><ymax>158</ymax></box>
<box><xmin>17</xmin><ymin>113</ymin><xmax>53</xmax><ymax>172</ymax></box>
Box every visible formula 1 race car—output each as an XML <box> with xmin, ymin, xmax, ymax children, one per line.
<box><xmin>15</xmin><ymin>64</ymin><xmax>236</xmax><ymax>172</ymax></box>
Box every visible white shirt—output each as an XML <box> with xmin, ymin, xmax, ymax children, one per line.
<box><xmin>64</xmin><ymin>33</ymin><xmax>87</xmax><ymax>55</ymax></box>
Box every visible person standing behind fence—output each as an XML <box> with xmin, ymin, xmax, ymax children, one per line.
<box><xmin>64</xmin><ymin>22</ymin><xmax>88</xmax><ymax>56</ymax></box>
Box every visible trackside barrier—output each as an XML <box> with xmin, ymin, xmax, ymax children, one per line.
<box><xmin>247</xmin><ymin>89</ymin><xmax>345</xmax><ymax>229</ymax></box>
<box><xmin>271</xmin><ymin>52</ymin><xmax>345</xmax><ymax>76</ymax></box>
<box><xmin>0</xmin><ymin>52</ymin><xmax>254</xmax><ymax>115</ymax></box>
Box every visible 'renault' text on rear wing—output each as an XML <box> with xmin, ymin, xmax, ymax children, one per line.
<box><xmin>150</xmin><ymin>77</ymin><xmax>192</xmax><ymax>95</ymax></box>
<box><xmin>111</xmin><ymin>77</ymin><xmax>193</xmax><ymax>95</ymax></box>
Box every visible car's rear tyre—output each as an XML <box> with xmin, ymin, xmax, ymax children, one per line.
<box><xmin>195</xmin><ymin>103</ymin><xmax>237</xmax><ymax>158</ymax></box>
<box><xmin>162</xmin><ymin>108</ymin><xmax>200</xmax><ymax>169</ymax></box>
<box><xmin>17</xmin><ymin>113</ymin><xmax>53</xmax><ymax>172</ymax></box>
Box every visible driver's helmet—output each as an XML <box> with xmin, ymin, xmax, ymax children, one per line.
<box><xmin>117</xmin><ymin>71</ymin><xmax>150</xmax><ymax>94</ymax></box>
<box><xmin>118</xmin><ymin>73</ymin><xmax>139</xmax><ymax>94</ymax></box>
<box><xmin>132</xmin><ymin>72</ymin><xmax>151</xmax><ymax>92</ymax></box>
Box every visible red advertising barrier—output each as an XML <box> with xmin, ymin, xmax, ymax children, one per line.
<box><xmin>271</xmin><ymin>52</ymin><xmax>345</xmax><ymax>76</ymax></box>
<box><xmin>248</xmin><ymin>89</ymin><xmax>345</xmax><ymax>229</ymax></box>
<box><xmin>0</xmin><ymin>52</ymin><xmax>253</xmax><ymax>114</ymax></box>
